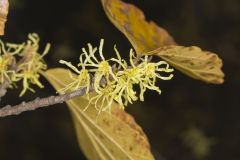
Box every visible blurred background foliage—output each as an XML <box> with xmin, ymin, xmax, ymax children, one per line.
<box><xmin>0</xmin><ymin>0</ymin><xmax>240</xmax><ymax>159</ymax></box>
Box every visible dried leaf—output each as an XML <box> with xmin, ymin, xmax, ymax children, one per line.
<box><xmin>101</xmin><ymin>0</ymin><xmax>176</xmax><ymax>54</ymax></box>
<box><xmin>101</xmin><ymin>0</ymin><xmax>224</xmax><ymax>84</ymax></box>
<box><xmin>146</xmin><ymin>46</ymin><xmax>224</xmax><ymax>84</ymax></box>
<box><xmin>44</xmin><ymin>68</ymin><xmax>155</xmax><ymax>160</ymax></box>
<box><xmin>0</xmin><ymin>0</ymin><xmax>9</xmax><ymax>35</ymax></box>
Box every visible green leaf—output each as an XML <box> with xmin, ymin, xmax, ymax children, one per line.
<box><xmin>43</xmin><ymin>68</ymin><xmax>155</xmax><ymax>160</ymax></box>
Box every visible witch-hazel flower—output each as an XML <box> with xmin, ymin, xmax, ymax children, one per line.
<box><xmin>59</xmin><ymin>39</ymin><xmax>174</xmax><ymax>114</ymax></box>
<box><xmin>13</xmin><ymin>33</ymin><xmax>51</xmax><ymax>96</ymax></box>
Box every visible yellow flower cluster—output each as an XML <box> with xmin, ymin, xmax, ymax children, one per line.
<box><xmin>0</xmin><ymin>33</ymin><xmax>50</xmax><ymax>96</ymax></box>
<box><xmin>0</xmin><ymin>51</ymin><xmax>14</xmax><ymax>84</ymax></box>
<box><xmin>60</xmin><ymin>39</ymin><xmax>173</xmax><ymax>114</ymax></box>
<box><xmin>0</xmin><ymin>39</ymin><xmax>24</xmax><ymax>84</ymax></box>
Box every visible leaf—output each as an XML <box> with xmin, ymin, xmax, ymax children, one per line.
<box><xmin>146</xmin><ymin>46</ymin><xmax>224</xmax><ymax>84</ymax></box>
<box><xmin>43</xmin><ymin>68</ymin><xmax>155</xmax><ymax>160</ymax></box>
<box><xmin>0</xmin><ymin>0</ymin><xmax>9</xmax><ymax>35</ymax></box>
<box><xmin>101</xmin><ymin>0</ymin><xmax>176</xmax><ymax>54</ymax></box>
<box><xmin>101</xmin><ymin>0</ymin><xmax>224</xmax><ymax>84</ymax></box>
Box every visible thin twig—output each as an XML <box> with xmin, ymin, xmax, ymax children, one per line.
<box><xmin>0</xmin><ymin>87</ymin><xmax>93</xmax><ymax>118</ymax></box>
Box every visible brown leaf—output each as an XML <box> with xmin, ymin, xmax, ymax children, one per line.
<box><xmin>43</xmin><ymin>68</ymin><xmax>155</xmax><ymax>160</ymax></box>
<box><xmin>146</xmin><ymin>46</ymin><xmax>224</xmax><ymax>84</ymax></box>
<box><xmin>101</xmin><ymin>0</ymin><xmax>176</xmax><ymax>54</ymax></box>
<box><xmin>0</xmin><ymin>0</ymin><xmax>9</xmax><ymax>35</ymax></box>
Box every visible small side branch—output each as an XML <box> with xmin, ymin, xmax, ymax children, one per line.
<box><xmin>0</xmin><ymin>87</ymin><xmax>92</xmax><ymax>118</ymax></box>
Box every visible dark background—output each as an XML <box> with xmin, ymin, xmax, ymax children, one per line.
<box><xmin>0</xmin><ymin>0</ymin><xmax>240</xmax><ymax>160</ymax></box>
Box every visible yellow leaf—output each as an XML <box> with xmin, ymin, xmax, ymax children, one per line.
<box><xmin>0</xmin><ymin>0</ymin><xmax>9</xmax><ymax>35</ymax></box>
<box><xmin>43</xmin><ymin>68</ymin><xmax>155</xmax><ymax>160</ymax></box>
<box><xmin>101</xmin><ymin>0</ymin><xmax>176</xmax><ymax>54</ymax></box>
<box><xmin>101</xmin><ymin>0</ymin><xmax>224</xmax><ymax>84</ymax></box>
<box><xmin>146</xmin><ymin>46</ymin><xmax>224</xmax><ymax>84</ymax></box>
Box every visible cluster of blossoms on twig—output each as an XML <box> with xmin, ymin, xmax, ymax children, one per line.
<box><xmin>0</xmin><ymin>33</ymin><xmax>50</xmax><ymax>96</ymax></box>
<box><xmin>60</xmin><ymin>39</ymin><xmax>174</xmax><ymax>114</ymax></box>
